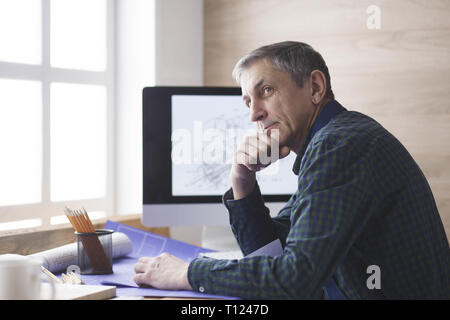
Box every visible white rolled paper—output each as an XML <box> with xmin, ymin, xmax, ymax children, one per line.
<box><xmin>29</xmin><ymin>232</ymin><xmax>133</xmax><ymax>273</ymax></box>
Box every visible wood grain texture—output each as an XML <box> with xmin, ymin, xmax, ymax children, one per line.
<box><xmin>41</xmin><ymin>283</ymin><xmax>116</xmax><ymax>300</ymax></box>
<box><xmin>204</xmin><ymin>0</ymin><xmax>450</xmax><ymax>239</ymax></box>
<box><xmin>0</xmin><ymin>215</ymin><xmax>170</xmax><ymax>256</ymax></box>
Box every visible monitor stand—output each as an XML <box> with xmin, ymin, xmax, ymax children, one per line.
<box><xmin>199</xmin><ymin>201</ymin><xmax>286</xmax><ymax>251</ymax></box>
<box><xmin>201</xmin><ymin>225</ymin><xmax>240</xmax><ymax>251</ymax></box>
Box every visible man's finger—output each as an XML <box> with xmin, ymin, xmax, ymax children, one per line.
<box><xmin>134</xmin><ymin>262</ymin><xmax>147</xmax><ymax>273</ymax></box>
<box><xmin>279</xmin><ymin>146</ymin><xmax>291</xmax><ymax>159</ymax></box>
<box><xmin>258</xmin><ymin>130</ymin><xmax>270</xmax><ymax>149</ymax></box>
<box><xmin>133</xmin><ymin>273</ymin><xmax>149</xmax><ymax>287</ymax></box>
<box><xmin>235</xmin><ymin>146</ymin><xmax>258</xmax><ymax>166</ymax></box>
<box><xmin>258</xmin><ymin>130</ymin><xmax>272</xmax><ymax>164</ymax></box>
<box><xmin>244</xmin><ymin>136</ymin><xmax>259</xmax><ymax>164</ymax></box>
<box><xmin>138</xmin><ymin>256</ymin><xmax>151</xmax><ymax>263</ymax></box>
<box><xmin>267</xmin><ymin>129</ymin><xmax>284</xmax><ymax>160</ymax></box>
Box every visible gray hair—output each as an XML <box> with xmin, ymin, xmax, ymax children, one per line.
<box><xmin>232</xmin><ymin>41</ymin><xmax>334</xmax><ymax>100</ymax></box>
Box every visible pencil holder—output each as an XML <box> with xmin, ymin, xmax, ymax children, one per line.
<box><xmin>75</xmin><ymin>229</ymin><xmax>114</xmax><ymax>275</ymax></box>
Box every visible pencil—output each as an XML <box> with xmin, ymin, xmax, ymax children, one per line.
<box><xmin>41</xmin><ymin>266</ymin><xmax>63</xmax><ymax>284</ymax></box>
<box><xmin>82</xmin><ymin>208</ymin><xmax>95</xmax><ymax>232</ymax></box>
<box><xmin>64</xmin><ymin>206</ymin><xmax>113</xmax><ymax>273</ymax></box>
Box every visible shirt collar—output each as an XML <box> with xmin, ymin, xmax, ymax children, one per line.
<box><xmin>292</xmin><ymin>100</ymin><xmax>347</xmax><ymax>175</ymax></box>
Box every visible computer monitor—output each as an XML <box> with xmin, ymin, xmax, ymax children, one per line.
<box><xmin>142</xmin><ymin>86</ymin><xmax>298</xmax><ymax>227</ymax></box>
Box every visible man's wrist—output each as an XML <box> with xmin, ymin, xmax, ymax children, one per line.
<box><xmin>181</xmin><ymin>263</ymin><xmax>193</xmax><ymax>290</ymax></box>
<box><xmin>231</xmin><ymin>179</ymin><xmax>256</xmax><ymax>200</ymax></box>
<box><xmin>230</xmin><ymin>164</ymin><xmax>256</xmax><ymax>200</ymax></box>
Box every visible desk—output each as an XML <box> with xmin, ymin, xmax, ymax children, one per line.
<box><xmin>2</xmin><ymin>216</ymin><xmax>227</xmax><ymax>300</ymax></box>
<box><xmin>0</xmin><ymin>215</ymin><xmax>194</xmax><ymax>300</ymax></box>
<box><xmin>40</xmin><ymin>283</ymin><xmax>215</xmax><ymax>300</ymax></box>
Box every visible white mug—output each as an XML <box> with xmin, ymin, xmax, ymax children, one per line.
<box><xmin>0</xmin><ymin>254</ymin><xmax>55</xmax><ymax>300</ymax></box>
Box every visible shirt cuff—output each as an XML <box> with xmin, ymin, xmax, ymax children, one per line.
<box><xmin>187</xmin><ymin>257</ymin><xmax>217</xmax><ymax>294</ymax></box>
<box><xmin>222</xmin><ymin>182</ymin><xmax>266</xmax><ymax>214</ymax></box>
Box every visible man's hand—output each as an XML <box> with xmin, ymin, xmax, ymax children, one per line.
<box><xmin>133</xmin><ymin>253</ymin><xmax>193</xmax><ymax>290</ymax></box>
<box><xmin>231</xmin><ymin>129</ymin><xmax>290</xmax><ymax>199</ymax></box>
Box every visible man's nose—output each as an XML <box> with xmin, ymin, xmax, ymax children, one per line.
<box><xmin>250</xmin><ymin>100</ymin><xmax>267</xmax><ymax>122</ymax></box>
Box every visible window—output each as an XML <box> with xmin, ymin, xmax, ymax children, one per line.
<box><xmin>0</xmin><ymin>0</ymin><xmax>115</xmax><ymax>231</ymax></box>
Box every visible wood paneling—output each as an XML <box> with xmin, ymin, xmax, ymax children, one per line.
<box><xmin>204</xmin><ymin>0</ymin><xmax>450</xmax><ymax>239</ymax></box>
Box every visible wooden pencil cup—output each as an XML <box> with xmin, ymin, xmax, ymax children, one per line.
<box><xmin>76</xmin><ymin>229</ymin><xmax>114</xmax><ymax>275</ymax></box>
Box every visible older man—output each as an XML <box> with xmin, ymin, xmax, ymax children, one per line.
<box><xmin>134</xmin><ymin>41</ymin><xmax>449</xmax><ymax>299</ymax></box>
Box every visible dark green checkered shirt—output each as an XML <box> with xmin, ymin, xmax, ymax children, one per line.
<box><xmin>187</xmin><ymin>100</ymin><xmax>450</xmax><ymax>299</ymax></box>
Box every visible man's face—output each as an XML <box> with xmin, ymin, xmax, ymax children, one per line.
<box><xmin>240</xmin><ymin>58</ymin><xmax>317</xmax><ymax>153</ymax></box>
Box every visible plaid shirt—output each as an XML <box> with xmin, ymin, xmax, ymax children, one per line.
<box><xmin>187</xmin><ymin>100</ymin><xmax>450</xmax><ymax>299</ymax></box>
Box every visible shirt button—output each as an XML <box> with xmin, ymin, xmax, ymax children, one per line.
<box><xmin>199</xmin><ymin>286</ymin><xmax>205</xmax><ymax>293</ymax></box>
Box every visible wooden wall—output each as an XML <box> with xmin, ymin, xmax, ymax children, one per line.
<box><xmin>204</xmin><ymin>0</ymin><xmax>450</xmax><ymax>240</ymax></box>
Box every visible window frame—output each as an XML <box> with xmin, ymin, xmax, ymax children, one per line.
<box><xmin>0</xmin><ymin>0</ymin><xmax>115</xmax><ymax>229</ymax></box>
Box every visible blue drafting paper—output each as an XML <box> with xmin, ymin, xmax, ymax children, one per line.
<box><xmin>103</xmin><ymin>220</ymin><xmax>216</xmax><ymax>260</ymax></box>
<box><xmin>79</xmin><ymin>220</ymin><xmax>238</xmax><ymax>299</ymax></box>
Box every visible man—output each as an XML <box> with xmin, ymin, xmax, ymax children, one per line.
<box><xmin>133</xmin><ymin>41</ymin><xmax>450</xmax><ymax>299</ymax></box>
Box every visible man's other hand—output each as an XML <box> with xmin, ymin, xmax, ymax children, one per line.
<box><xmin>133</xmin><ymin>253</ymin><xmax>193</xmax><ymax>291</ymax></box>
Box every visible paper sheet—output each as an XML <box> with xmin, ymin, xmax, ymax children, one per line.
<box><xmin>29</xmin><ymin>232</ymin><xmax>133</xmax><ymax>273</ymax></box>
<box><xmin>247</xmin><ymin>238</ymin><xmax>283</xmax><ymax>257</ymax></box>
<box><xmin>199</xmin><ymin>239</ymin><xmax>283</xmax><ymax>260</ymax></box>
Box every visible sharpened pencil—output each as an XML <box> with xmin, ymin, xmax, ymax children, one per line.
<box><xmin>41</xmin><ymin>266</ymin><xmax>63</xmax><ymax>284</ymax></box>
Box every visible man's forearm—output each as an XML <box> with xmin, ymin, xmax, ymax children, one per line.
<box><xmin>224</xmin><ymin>184</ymin><xmax>280</xmax><ymax>255</ymax></box>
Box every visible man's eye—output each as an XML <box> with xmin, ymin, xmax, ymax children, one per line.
<box><xmin>263</xmin><ymin>86</ymin><xmax>273</xmax><ymax>95</ymax></box>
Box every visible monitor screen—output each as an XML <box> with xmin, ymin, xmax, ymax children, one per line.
<box><xmin>171</xmin><ymin>94</ymin><xmax>297</xmax><ymax>196</ymax></box>
<box><xmin>142</xmin><ymin>87</ymin><xmax>297</xmax><ymax>227</ymax></box>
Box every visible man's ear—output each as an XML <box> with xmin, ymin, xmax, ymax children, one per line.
<box><xmin>310</xmin><ymin>70</ymin><xmax>327</xmax><ymax>105</ymax></box>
